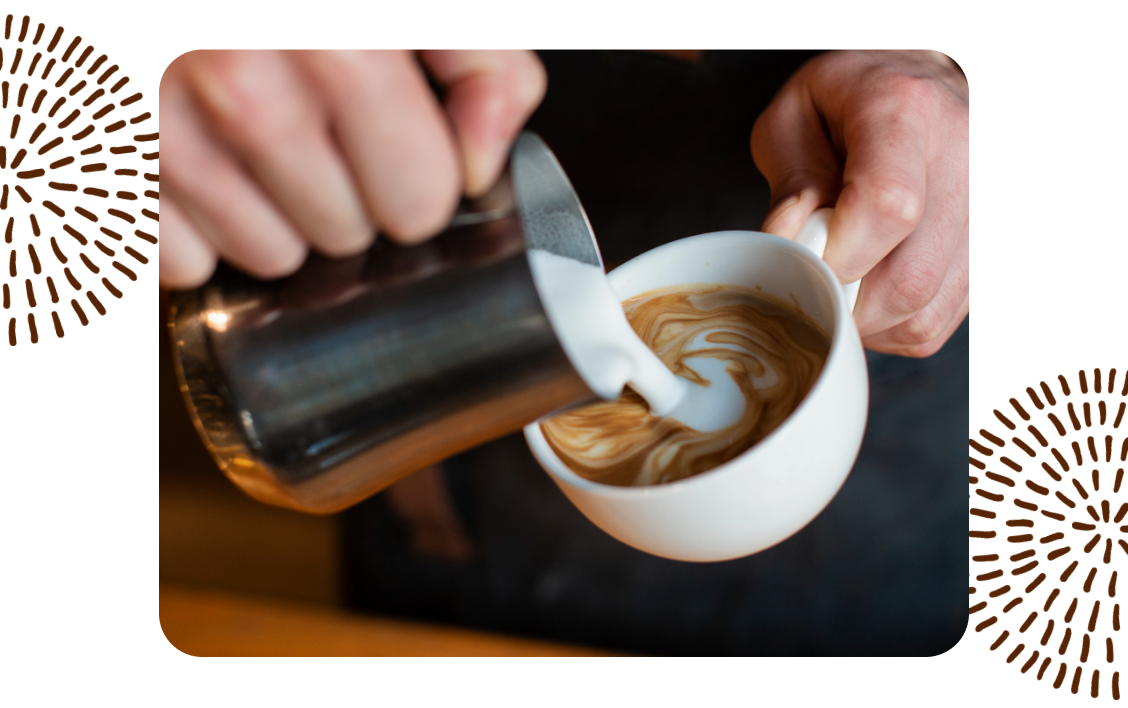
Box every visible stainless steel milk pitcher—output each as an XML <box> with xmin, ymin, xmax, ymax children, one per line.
<box><xmin>169</xmin><ymin>133</ymin><xmax>600</xmax><ymax>513</ymax></box>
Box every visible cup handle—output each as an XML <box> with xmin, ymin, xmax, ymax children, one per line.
<box><xmin>794</xmin><ymin>207</ymin><xmax>860</xmax><ymax>312</ymax></box>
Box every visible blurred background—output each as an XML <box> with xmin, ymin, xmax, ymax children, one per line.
<box><xmin>160</xmin><ymin>51</ymin><xmax>968</xmax><ymax>656</ymax></box>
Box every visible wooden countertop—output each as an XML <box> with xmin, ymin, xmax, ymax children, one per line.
<box><xmin>160</xmin><ymin>583</ymin><xmax>621</xmax><ymax>657</ymax></box>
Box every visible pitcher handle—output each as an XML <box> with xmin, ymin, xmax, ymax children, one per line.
<box><xmin>794</xmin><ymin>207</ymin><xmax>860</xmax><ymax>312</ymax></box>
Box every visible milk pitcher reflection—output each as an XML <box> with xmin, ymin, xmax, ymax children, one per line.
<box><xmin>541</xmin><ymin>285</ymin><xmax>830</xmax><ymax>486</ymax></box>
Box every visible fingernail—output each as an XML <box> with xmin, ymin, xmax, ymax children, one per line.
<box><xmin>762</xmin><ymin>193</ymin><xmax>801</xmax><ymax>235</ymax></box>
<box><xmin>463</xmin><ymin>141</ymin><xmax>506</xmax><ymax>197</ymax></box>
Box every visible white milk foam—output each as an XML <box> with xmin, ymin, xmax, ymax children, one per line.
<box><xmin>528</xmin><ymin>250</ymin><xmax>745</xmax><ymax>432</ymax></box>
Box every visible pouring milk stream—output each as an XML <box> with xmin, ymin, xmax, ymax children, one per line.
<box><xmin>515</xmin><ymin>134</ymin><xmax>745</xmax><ymax>433</ymax></box>
<box><xmin>527</xmin><ymin>250</ymin><xmax>746</xmax><ymax>432</ymax></box>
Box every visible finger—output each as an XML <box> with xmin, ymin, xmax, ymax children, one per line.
<box><xmin>161</xmin><ymin>67</ymin><xmax>308</xmax><ymax>279</ymax></box>
<box><xmin>419</xmin><ymin>50</ymin><xmax>547</xmax><ymax>197</ymax></box>
<box><xmin>298</xmin><ymin>50</ymin><xmax>461</xmax><ymax>244</ymax></box>
<box><xmin>851</xmin><ymin>168</ymin><xmax>968</xmax><ymax>336</ymax></box>
<box><xmin>824</xmin><ymin>88</ymin><xmax>930</xmax><ymax>283</ymax></box>
<box><xmin>158</xmin><ymin>191</ymin><xmax>217</xmax><ymax>289</ymax></box>
<box><xmin>751</xmin><ymin>81</ymin><xmax>843</xmax><ymax>241</ymax></box>
<box><xmin>860</xmin><ymin>218</ymin><xmax>969</xmax><ymax>355</ymax></box>
<box><xmin>184</xmin><ymin>50</ymin><xmax>374</xmax><ymax>258</ymax></box>
<box><xmin>865</xmin><ymin>293</ymin><xmax>968</xmax><ymax>358</ymax></box>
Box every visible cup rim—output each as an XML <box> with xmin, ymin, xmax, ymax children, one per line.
<box><xmin>524</xmin><ymin>229</ymin><xmax>854</xmax><ymax>498</ymax></box>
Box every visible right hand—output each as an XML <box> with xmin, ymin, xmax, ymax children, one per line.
<box><xmin>159</xmin><ymin>50</ymin><xmax>547</xmax><ymax>289</ymax></box>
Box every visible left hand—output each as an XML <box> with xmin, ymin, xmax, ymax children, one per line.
<box><xmin>751</xmin><ymin>50</ymin><xmax>969</xmax><ymax>357</ymax></box>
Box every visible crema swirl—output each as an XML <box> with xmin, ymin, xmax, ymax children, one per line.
<box><xmin>540</xmin><ymin>285</ymin><xmax>831</xmax><ymax>486</ymax></box>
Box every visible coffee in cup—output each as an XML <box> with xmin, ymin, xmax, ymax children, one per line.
<box><xmin>540</xmin><ymin>284</ymin><xmax>831</xmax><ymax>487</ymax></box>
<box><xmin>525</xmin><ymin>210</ymin><xmax>869</xmax><ymax>562</ymax></box>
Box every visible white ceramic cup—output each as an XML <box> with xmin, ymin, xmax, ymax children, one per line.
<box><xmin>523</xmin><ymin>208</ymin><xmax>869</xmax><ymax>562</ymax></box>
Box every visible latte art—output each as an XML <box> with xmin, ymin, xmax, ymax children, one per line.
<box><xmin>540</xmin><ymin>285</ymin><xmax>831</xmax><ymax>486</ymax></box>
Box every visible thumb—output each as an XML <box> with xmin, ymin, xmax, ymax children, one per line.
<box><xmin>751</xmin><ymin>83</ymin><xmax>842</xmax><ymax>240</ymax></box>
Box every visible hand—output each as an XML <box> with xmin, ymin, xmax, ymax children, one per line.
<box><xmin>159</xmin><ymin>50</ymin><xmax>546</xmax><ymax>289</ymax></box>
<box><xmin>751</xmin><ymin>51</ymin><xmax>969</xmax><ymax>357</ymax></box>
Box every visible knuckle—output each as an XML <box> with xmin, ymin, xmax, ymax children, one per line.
<box><xmin>892</xmin><ymin>74</ymin><xmax>940</xmax><ymax>110</ymax></box>
<box><xmin>193</xmin><ymin>58</ymin><xmax>259</xmax><ymax>122</ymax></box>
<box><xmin>315</xmin><ymin>50</ymin><xmax>379</xmax><ymax>100</ymax></box>
<box><xmin>861</xmin><ymin>67</ymin><xmax>938</xmax><ymax>111</ymax></box>
<box><xmin>868</xmin><ymin>177</ymin><xmax>924</xmax><ymax>230</ymax></box>
<box><xmin>320</xmin><ymin>50</ymin><xmax>417</xmax><ymax>105</ymax></box>
<box><xmin>854</xmin><ymin>72</ymin><xmax>942</xmax><ymax>137</ymax></box>
<box><xmin>193</xmin><ymin>54</ymin><xmax>316</xmax><ymax>152</ymax></box>
<box><xmin>897</xmin><ymin>302</ymin><xmax>947</xmax><ymax>346</ymax></box>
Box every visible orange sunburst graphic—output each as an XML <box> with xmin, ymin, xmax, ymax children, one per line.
<box><xmin>0</xmin><ymin>13</ymin><xmax>156</xmax><ymax>346</ymax></box>
<box><xmin>970</xmin><ymin>369</ymin><xmax>1126</xmax><ymax>698</ymax></box>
